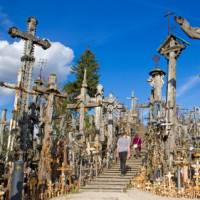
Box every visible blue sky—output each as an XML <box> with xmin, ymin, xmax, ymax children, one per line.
<box><xmin>0</xmin><ymin>0</ymin><xmax>200</xmax><ymax>114</ymax></box>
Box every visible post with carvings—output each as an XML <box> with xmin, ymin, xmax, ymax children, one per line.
<box><xmin>106</xmin><ymin>93</ymin><xmax>115</xmax><ymax>149</ymax></box>
<box><xmin>148</xmin><ymin>64</ymin><xmax>166</xmax><ymax>121</ymax></box>
<box><xmin>37</xmin><ymin>74</ymin><xmax>67</xmax><ymax>186</ymax></box>
<box><xmin>158</xmin><ymin>34</ymin><xmax>187</xmax><ymax>168</ymax></box>
<box><xmin>95</xmin><ymin>84</ymin><xmax>104</xmax><ymax>142</ymax></box>
<box><xmin>0</xmin><ymin>109</ymin><xmax>7</xmax><ymax>154</ymax></box>
<box><xmin>79</xmin><ymin>69</ymin><xmax>88</xmax><ymax>139</ymax></box>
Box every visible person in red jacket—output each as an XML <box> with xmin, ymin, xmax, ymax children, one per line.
<box><xmin>132</xmin><ymin>133</ymin><xmax>142</xmax><ymax>159</ymax></box>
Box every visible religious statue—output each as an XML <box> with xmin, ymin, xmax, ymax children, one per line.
<box><xmin>175</xmin><ymin>16</ymin><xmax>200</xmax><ymax>39</ymax></box>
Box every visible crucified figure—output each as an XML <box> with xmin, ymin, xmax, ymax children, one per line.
<box><xmin>175</xmin><ymin>16</ymin><xmax>200</xmax><ymax>39</ymax></box>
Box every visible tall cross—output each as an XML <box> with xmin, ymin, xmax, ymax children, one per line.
<box><xmin>38</xmin><ymin>58</ymin><xmax>47</xmax><ymax>80</ymax></box>
<box><xmin>127</xmin><ymin>91</ymin><xmax>138</xmax><ymax>111</ymax></box>
<box><xmin>37</xmin><ymin>74</ymin><xmax>67</xmax><ymax>184</ymax></box>
<box><xmin>8</xmin><ymin>17</ymin><xmax>51</xmax><ymax>124</ymax></box>
<box><xmin>164</xmin><ymin>11</ymin><xmax>175</xmax><ymax>35</ymax></box>
<box><xmin>67</xmin><ymin>69</ymin><xmax>100</xmax><ymax>141</ymax></box>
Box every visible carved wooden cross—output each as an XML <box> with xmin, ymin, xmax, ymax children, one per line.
<box><xmin>8</xmin><ymin>17</ymin><xmax>51</xmax><ymax>116</ymax></box>
<box><xmin>67</xmin><ymin>69</ymin><xmax>100</xmax><ymax>140</ymax></box>
<box><xmin>8</xmin><ymin>17</ymin><xmax>50</xmax><ymax>49</ymax></box>
<box><xmin>36</xmin><ymin>74</ymin><xmax>67</xmax><ymax>185</ymax></box>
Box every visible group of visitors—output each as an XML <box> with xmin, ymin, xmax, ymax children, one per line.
<box><xmin>116</xmin><ymin>131</ymin><xmax>142</xmax><ymax>176</ymax></box>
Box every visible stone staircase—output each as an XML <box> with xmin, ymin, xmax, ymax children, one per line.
<box><xmin>80</xmin><ymin>154</ymin><xmax>142</xmax><ymax>192</ymax></box>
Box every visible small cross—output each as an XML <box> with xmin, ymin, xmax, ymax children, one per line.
<box><xmin>165</xmin><ymin>171</ymin><xmax>174</xmax><ymax>187</ymax></box>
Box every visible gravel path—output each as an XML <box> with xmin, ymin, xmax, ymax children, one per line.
<box><xmin>51</xmin><ymin>189</ymin><xmax>197</xmax><ymax>200</ymax></box>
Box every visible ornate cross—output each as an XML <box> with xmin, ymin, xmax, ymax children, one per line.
<box><xmin>8</xmin><ymin>17</ymin><xmax>51</xmax><ymax>116</ymax></box>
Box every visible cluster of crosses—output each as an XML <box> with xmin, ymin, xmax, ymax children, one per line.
<box><xmin>0</xmin><ymin>17</ymin><xmax>139</xmax><ymax>199</ymax></box>
<box><xmin>139</xmin><ymin>14</ymin><xmax>200</xmax><ymax>197</ymax></box>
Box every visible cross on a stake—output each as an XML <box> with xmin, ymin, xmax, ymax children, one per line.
<box><xmin>8</xmin><ymin>17</ymin><xmax>51</xmax><ymax>115</ymax></box>
<box><xmin>38</xmin><ymin>58</ymin><xmax>47</xmax><ymax>80</ymax></box>
<box><xmin>8</xmin><ymin>17</ymin><xmax>50</xmax><ymax>49</ymax></box>
<box><xmin>164</xmin><ymin>11</ymin><xmax>175</xmax><ymax>35</ymax></box>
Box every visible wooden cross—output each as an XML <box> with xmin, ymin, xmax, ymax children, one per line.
<box><xmin>127</xmin><ymin>91</ymin><xmax>138</xmax><ymax>111</ymax></box>
<box><xmin>37</xmin><ymin>74</ymin><xmax>67</xmax><ymax>185</ymax></box>
<box><xmin>165</xmin><ymin>171</ymin><xmax>174</xmax><ymax>187</ymax></box>
<box><xmin>67</xmin><ymin>69</ymin><xmax>100</xmax><ymax>140</ymax></box>
<box><xmin>8</xmin><ymin>17</ymin><xmax>51</xmax><ymax>115</ymax></box>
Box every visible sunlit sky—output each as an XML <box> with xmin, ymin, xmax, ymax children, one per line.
<box><xmin>0</xmin><ymin>0</ymin><xmax>200</xmax><ymax>116</ymax></box>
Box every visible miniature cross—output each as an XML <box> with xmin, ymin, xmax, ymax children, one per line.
<box><xmin>166</xmin><ymin>171</ymin><xmax>174</xmax><ymax>187</ymax></box>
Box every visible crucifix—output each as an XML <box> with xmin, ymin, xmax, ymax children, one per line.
<box><xmin>175</xmin><ymin>16</ymin><xmax>200</xmax><ymax>39</ymax></box>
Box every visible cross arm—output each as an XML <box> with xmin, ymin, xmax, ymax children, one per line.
<box><xmin>85</xmin><ymin>102</ymin><xmax>100</xmax><ymax>108</ymax></box>
<box><xmin>8</xmin><ymin>27</ymin><xmax>51</xmax><ymax>50</ymax></box>
<box><xmin>0</xmin><ymin>81</ymin><xmax>37</xmax><ymax>95</ymax></box>
<box><xmin>67</xmin><ymin>103</ymin><xmax>80</xmax><ymax>109</ymax></box>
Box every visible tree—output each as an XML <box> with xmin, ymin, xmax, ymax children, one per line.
<box><xmin>64</xmin><ymin>49</ymin><xmax>100</xmax><ymax>101</ymax></box>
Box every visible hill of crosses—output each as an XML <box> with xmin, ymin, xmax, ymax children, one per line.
<box><xmin>0</xmin><ymin>15</ymin><xmax>200</xmax><ymax>200</ymax></box>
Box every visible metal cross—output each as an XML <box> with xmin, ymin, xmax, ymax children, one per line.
<box><xmin>164</xmin><ymin>11</ymin><xmax>175</xmax><ymax>35</ymax></box>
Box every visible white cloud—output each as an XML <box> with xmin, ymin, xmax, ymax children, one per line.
<box><xmin>177</xmin><ymin>75</ymin><xmax>200</xmax><ymax>97</ymax></box>
<box><xmin>0</xmin><ymin>39</ymin><xmax>74</xmax><ymax>109</ymax></box>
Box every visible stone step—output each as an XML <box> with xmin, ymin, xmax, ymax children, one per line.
<box><xmin>86</xmin><ymin>181</ymin><xmax>127</xmax><ymax>185</ymax></box>
<box><xmin>110</xmin><ymin>166</ymin><xmax>140</xmax><ymax>169</ymax></box>
<box><xmin>96</xmin><ymin>176</ymin><xmax>132</xmax><ymax>180</ymax></box>
<box><xmin>102</xmin><ymin>171</ymin><xmax>134</xmax><ymax>174</ymax></box>
<box><xmin>80</xmin><ymin>188</ymin><xmax>124</xmax><ymax>192</ymax></box>
<box><xmin>80</xmin><ymin>149</ymin><xmax>142</xmax><ymax>193</ymax></box>
<box><xmin>82</xmin><ymin>185</ymin><xmax>125</xmax><ymax>190</ymax></box>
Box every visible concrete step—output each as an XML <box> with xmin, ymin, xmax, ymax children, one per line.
<box><xmin>82</xmin><ymin>185</ymin><xmax>125</xmax><ymax>190</ymax></box>
<box><xmin>86</xmin><ymin>182</ymin><xmax>127</xmax><ymax>186</ymax></box>
<box><xmin>80</xmin><ymin>188</ymin><xmax>124</xmax><ymax>192</ymax></box>
<box><xmin>96</xmin><ymin>176</ymin><xmax>132</xmax><ymax>180</ymax></box>
<box><xmin>80</xmin><ymin>150</ymin><xmax>142</xmax><ymax>193</ymax></box>
<box><xmin>91</xmin><ymin>179</ymin><xmax>130</xmax><ymax>183</ymax></box>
